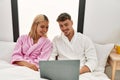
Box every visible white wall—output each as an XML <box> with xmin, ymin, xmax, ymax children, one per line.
<box><xmin>84</xmin><ymin>0</ymin><xmax>120</xmax><ymax>44</ymax></box>
<box><xmin>18</xmin><ymin>0</ymin><xmax>79</xmax><ymax>40</ymax></box>
<box><xmin>0</xmin><ymin>0</ymin><xmax>120</xmax><ymax>44</ymax></box>
<box><xmin>0</xmin><ymin>0</ymin><xmax>13</xmax><ymax>41</ymax></box>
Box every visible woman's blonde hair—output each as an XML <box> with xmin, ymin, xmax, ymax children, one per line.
<box><xmin>29</xmin><ymin>14</ymin><xmax>49</xmax><ymax>40</ymax></box>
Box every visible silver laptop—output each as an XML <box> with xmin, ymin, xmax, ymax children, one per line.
<box><xmin>39</xmin><ymin>60</ymin><xmax>80</xmax><ymax>80</ymax></box>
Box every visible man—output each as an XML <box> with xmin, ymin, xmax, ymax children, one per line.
<box><xmin>50</xmin><ymin>12</ymin><xmax>97</xmax><ymax>73</ymax></box>
<box><xmin>49</xmin><ymin>13</ymin><xmax>107</xmax><ymax>80</ymax></box>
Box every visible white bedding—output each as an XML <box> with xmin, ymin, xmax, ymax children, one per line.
<box><xmin>0</xmin><ymin>60</ymin><xmax>110</xmax><ymax>80</ymax></box>
<box><xmin>79</xmin><ymin>72</ymin><xmax>110</xmax><ymax>80</ymax></box>
<box><xmin>0</xmin><ymin>60</ymin><xmax>47</xmax><ymax>80</ymax></box>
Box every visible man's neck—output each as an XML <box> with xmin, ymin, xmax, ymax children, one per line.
<box><xmin>68</xmin><ymin>30</ymin><xmax>74</xmax><ymax>41</ymax></box>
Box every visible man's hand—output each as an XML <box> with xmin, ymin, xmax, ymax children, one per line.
<box><xmin>80</xmin><ymin>65</ymin><xmax>91</xmax><ymax>74</ymax></box>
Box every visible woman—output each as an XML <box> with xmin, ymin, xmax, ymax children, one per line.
<box><xmin>11</xmin><ymin>14</ymin><xmax>53</xmax><ymax>71</ymax></box>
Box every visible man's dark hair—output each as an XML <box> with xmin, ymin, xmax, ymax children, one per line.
<box><xmin>43</xmin><ymin>15</ymin><xmax>49</xmax><ymax>21</ymax></box>
<box><xmin>56</xmin><ymin>13</ymin><xmax>71</xmax><ymax>22</ymax></box>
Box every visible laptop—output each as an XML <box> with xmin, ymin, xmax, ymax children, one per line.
<box><xmin>39</xmin><ymin>60</ymin><xmax>80</xmax><ymax>80</ymax></box>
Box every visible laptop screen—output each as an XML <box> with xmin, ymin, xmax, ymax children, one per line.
<box><xmin>39</xmin><ymin>60</ymin><xmax>80</xmax><ymax>80</ymax></box>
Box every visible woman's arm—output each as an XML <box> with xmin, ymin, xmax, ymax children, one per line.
<box><xmin>11</xmin><ymin>36</ymin><xmax>24</xmax><ymax>64</ymax></box>
<box><xmin>37</xmin><ymin>40</ymin><xmax>53</xmax><ymax>60</ymax></box>
<box><xmin>14</xmin><ymin>61</ymin><xmax>38</xmax><ymax>71</ymax></box>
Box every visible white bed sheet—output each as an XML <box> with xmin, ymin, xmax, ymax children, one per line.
<box><xmin>0</xmin><ymin>60</ymin><xmax>47</xmax><ymax>80</ymax></box>
<box><xmin>0</xmin><ymin>60</ymin><xmax>110</xmax><ymax>80</ymax></box>
<box><xmin>79</xmin><ymin>72</ymin><xmax>110</xmax><ymax>80</ymax></box>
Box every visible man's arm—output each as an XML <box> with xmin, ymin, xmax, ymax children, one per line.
<box><xmin>83</xmin><ymin>37</ymin><xmax>98</xmax><ymax>72</ymax></box>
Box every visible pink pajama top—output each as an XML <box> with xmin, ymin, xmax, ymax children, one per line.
<box><xmin>11</xmin><ymin>35</ymin><xmax>53</xmax><ymax>68</ymax></box>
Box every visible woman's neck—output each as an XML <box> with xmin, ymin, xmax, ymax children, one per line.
<box><xmin>33</xmin><ymin>35</ymin><xmax>40</xmax><ymax>44</ymax></box>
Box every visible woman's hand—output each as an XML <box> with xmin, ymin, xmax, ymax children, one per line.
<box><xmin>25</xmin><ymin>62</ymin><xmax>38</xmax><ymax>71</ymax></box>
<box><xmin>14</xmin><ymin>61</ymin><xmax>38</xmax><ymax>71</ymax></box>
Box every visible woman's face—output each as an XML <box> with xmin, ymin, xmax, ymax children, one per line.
<box><xmin>36</xmin><ymin>21</ymin><xmax>49</xmax><ymax>37</ymax></box>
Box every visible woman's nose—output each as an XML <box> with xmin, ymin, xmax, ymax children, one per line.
<box><xmin>43</xmin><ymin>28</ymin><xmax>47</xmax><ymax>32</ymax></box>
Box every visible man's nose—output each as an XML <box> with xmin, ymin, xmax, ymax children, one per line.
<box><xmin>62</xmin><ymin>26</ymin><xmax>67</xmax><ymax>30</ymax></box>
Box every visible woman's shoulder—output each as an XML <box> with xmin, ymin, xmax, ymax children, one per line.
<box><xmin>40</xmin><ymin>37</ymin><xmax>52</xmax><ymax>43</ymax></box>
<box><xmin>20</xmin><ymin>34</ymin><xmax>28</xmax><ymax>37</ymax></box>
<box><xmin>17</xmin><ymin>34</ymin><xmax>29</xmax><ymax>42</ymax></box>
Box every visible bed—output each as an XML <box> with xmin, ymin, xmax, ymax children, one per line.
<box><xmin>0</xmin><ymin>41</ymin><xmax>114</xmax><ymax>80</ymax></box>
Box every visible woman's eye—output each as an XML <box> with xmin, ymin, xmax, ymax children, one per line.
<box><xmin>46</xmin><ymin>26</ymin><xmax>48</xmax><ymax>29</ymax></box>
<box><xmin>40</xmin><ymin>26</ymin><xmax>44</xmax><ymax>28</ymax></box>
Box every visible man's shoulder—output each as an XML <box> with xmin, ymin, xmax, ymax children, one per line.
<box><xmin>76</xmin><ymin>32</ymin><xmax>88</xmax><ymax>38</ymax></box>
<box><xmin>53</xmin><ymin>35</ymin><xmax>61</xmax><ymax>41</ymax></box>
<box><xmin>75</xmin><ymin>32</ymin><xmax>93</xmax><ymax>42</ymax></box>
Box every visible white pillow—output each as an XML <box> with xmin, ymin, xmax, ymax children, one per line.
<box><xmin>94</xmin><ymin>43</ymin><xmax>114</xmax><ymax>72</ymax></box>
<box><xmin>0</xmin><ymin>41</ymin><xmax>16</xmax><ymax>62</ymax></box>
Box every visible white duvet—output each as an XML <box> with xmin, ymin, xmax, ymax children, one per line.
<box><xmin>0</xmin><ymin>60</ymin><xmax>110</xmax><ymax>80</ymax></box>
<box><xmin>0</xmin><ymin>60</ymin><xmax>47</xmax><ymax>80</ymax></box>
<box><xmin>79</xmin><ymin>72</ymin><xmax>110</xmax><ymax>80</ymax></box>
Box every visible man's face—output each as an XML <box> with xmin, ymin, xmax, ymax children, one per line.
<box><xmin>58</xmin><ymin>19</ymin><xmax>73</xmax><ymax>37</ymax></box>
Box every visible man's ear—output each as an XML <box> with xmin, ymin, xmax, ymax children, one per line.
<box><xmin>71</xmin><ymin>20</ymin><xmax>73</xmax><ymax>25</ymax></box>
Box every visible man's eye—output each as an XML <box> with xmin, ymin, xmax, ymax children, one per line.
<box><xmin>59</xmin><ymin>25</ymin><xmax>63</xmax><ymax>28</ymax></box>
<box><xmin>64</xmin><ymin>23</ymin><xmax>68</xmax><ymax>26</ymax></box>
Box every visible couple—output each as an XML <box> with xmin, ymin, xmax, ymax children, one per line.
<box><xmin>11</xmin><ymin>13</ymin><xmax>109</xmax><ymax>80</ymax></box>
